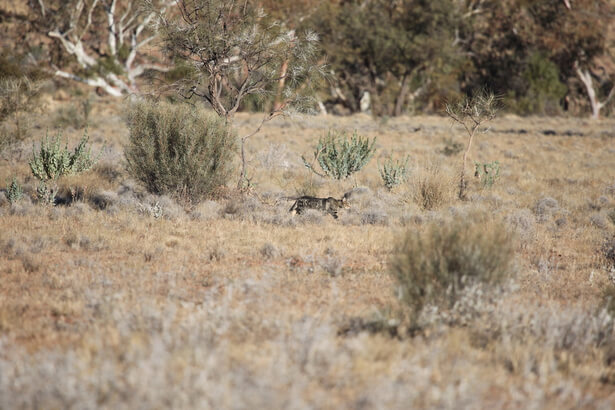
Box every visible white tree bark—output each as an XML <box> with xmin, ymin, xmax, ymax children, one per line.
<box><xmin>575</xmin><ymin>63</ymin><xmax>615</xmax><ymax>120</ymax></box>
<box><xmin>41</xmin><ymin>0</ymin><xmax>174</xmax><ymax>97</ymax></box>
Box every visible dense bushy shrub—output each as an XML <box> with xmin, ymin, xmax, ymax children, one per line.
<box><xmin>125</xmin><ymin>101</ymin><xmax>236</xmax><ymax>203</ymax></box>
<box><xmin>390</xmin><ymin>217</ymin><xmax>515</xmax><ymax>322</ymax></box>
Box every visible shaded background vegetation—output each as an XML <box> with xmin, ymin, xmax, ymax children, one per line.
<box><xmin>1</xmin><ymin>0</ymin><xmax>614</xmax><ymax>117</ymax></box>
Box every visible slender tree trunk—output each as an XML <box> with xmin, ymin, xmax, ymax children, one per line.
<box><xmin>459</xmin><ymin>128</ymin><xmax>476</xmax><ymax>200</ymax></box>
<box><xmin>273</xmin><ymin>60</ymin><xmax>289</xmax><ymax>111</ymax></box>
<box><xmin>575</xmin><ymin>64</ymin><xmax>615</xmax><ymax>120</ymax></box>
<box><xmin>394</xmin><ymin>73</ymin><xmax>410</xmax><ymax>117</ymax></box>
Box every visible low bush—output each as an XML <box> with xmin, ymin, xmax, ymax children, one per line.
<box><xmin>125</xmin><ymin>101</ymin><xmax>236</xmax><ymax>203</ymax></box>
<box><xmin>29</xmin><ymin>131</ymin><xmax>100</xmax><ymax>204</ymax></box>
<box><xmin>411</xmin><ymin>162</ymin><xmax>452</xmax><ymax>210</ymax></box>
<box><xmin>6</xmin><ymin>177</ymin><xmax>23</xmax><ymax>204</ymax></box>
<box><xmin>390</xmin><ymin>217</ymin><xmax>515</xmax><ymax>323</ymax></box>
<box><xmin>474</xmin><ymin>160</ymin><xmax>500</xmax><ymax>188</ymax></box>
<box><xmin>302</xmin><ymin>129</ymin><xmax>375</xmax><ymax>181</ymax></box>
<box><xmin>379</xmin><ymin>155</ymin><xmax>409</xmax><ymax>190</ymax></box>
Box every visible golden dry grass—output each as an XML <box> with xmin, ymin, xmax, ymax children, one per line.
<box><xmin>1</xmin><ymin>96</ymin><xmax>615</xmax><ymax>408</ymax></box>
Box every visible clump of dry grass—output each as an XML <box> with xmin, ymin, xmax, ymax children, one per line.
<box><xmin>390</xmin><ymin>215</ymin><xmax>515</xmax><ymax>323</ymax></box>
<box><xmin>534</xmin><ymin>196</ymin><xmax>560</xmax><ymax>222</ymax></box>
<box><xmin>411</xmin><ymin>162</ymin><xmax>454</xmax><ymax>210</ymax></box>
<box><xmin>260</xmin><ymin>243</ymin><xmax>281</xmax><ymax>259</ymax></box>
<box><xmin>190</xmin><ymin>200</ymin><xmax>222</xmax><ymax>221</ymax></box>
<box><xmin>319</xmin><ymin>247</ymin><xmax>344</xmax><ymax>276</ymax></box>
<box><xmin>590</xmin><ymin>213</ymin><xmax>609</xmax><ymax>229</ymax></box>
<box><xmin>505</xmin><ymin>208</ymin><xmax>536</xmax><ymax>245</ymax></box>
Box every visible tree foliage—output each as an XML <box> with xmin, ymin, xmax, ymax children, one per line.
<box><xmin>152</xmin><ymin>0</ymin><xmax>324</xmax><ymax>120</ymax></box>
<box><xmin>307</xmin><ymin>0</ymin><xmax>462</xmax><ymax>115</ymax></box>
<box><xmin>28</xmin><ymin>0</ymin><xmax>173</xmax><ymax>96</ymax></box>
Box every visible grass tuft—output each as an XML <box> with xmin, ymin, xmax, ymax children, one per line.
<box><xmin>390</xmin><ymin>216</ymin><xmax>515</xmax><ymax>323</ymax></box>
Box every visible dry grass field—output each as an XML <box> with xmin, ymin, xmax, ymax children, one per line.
<box><xmin>1</xmin><ymin>95</ymin><xmax>615</xmax><ymax>408</ymax></box>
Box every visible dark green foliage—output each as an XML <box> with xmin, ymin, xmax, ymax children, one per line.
<box><xmin>461</xmin><ymin>0</ymin><xmax>611</xmax><ymax>115</ymax></box>
<box><xmin>307</xmin><ymin>0</ymin><xmax>462</xmax><ymax>116</ymax></box>
<box><xmin>390</xmin><ymin>217</ymin><xmax>515</xmax><ymax>322</ymax></box>
<box><xmin>510</xmin><ymin>53</ymin><xmax>567</xmax><ymax>115</ymax></box>
<box><xmin>379</xmin><ymin>155</ymin><xmax>410</xmax><ymax>190</ymax></box>
<box><xmin>124</xmin><ymin>100</ymin><xmax>236</xmax><ymax>202</ymax></box>
<box><xmin>303</xmin><ymin>130</ymin><xmax>376</xmax><ymax>180</ymax></box>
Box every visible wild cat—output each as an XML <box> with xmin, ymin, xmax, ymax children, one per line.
<box><xmin>285</xmin><ymin>192</ymin><xmax>352</xmax><ymax>219</ymax></box>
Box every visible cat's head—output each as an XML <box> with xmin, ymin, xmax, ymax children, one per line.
<box><xmin>341</xmin><ymin>193</ymin><xmax>351</xmax><ymax>209</ymax></box>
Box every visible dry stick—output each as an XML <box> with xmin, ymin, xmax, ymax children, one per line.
<box><xmin>450</xmin><ymin>110</ymin><xmax>479</xmax><ymax>200</ymax></box>
<box><xmin>305</xmin><ymin>145</ymin><xmax>327</xmax><ymax>193</ymax></box>
<box><xmin>459</xmin><ymin>124</ymin><xmax>476</xmax><ymax>200</ymax></box>
<box><xmin>237</xmin><ymin>110</ymin><xmax>282</xmax><ymax>189</ymax></box>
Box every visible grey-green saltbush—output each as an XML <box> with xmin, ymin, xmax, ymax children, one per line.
<box><xmin>303</xmin><ymin>129</ymin><xmax>375</xmax><ymax>180</ymax></box>
<box><xmin>379</xmin><ymin>155</ymin><xmax>409</xmax><ymax>190</ymax></box>
<box><xmin>124</xmin><ymin>101</ymin><xmax>236</xmax><ymax>203</ymax></box>
<box><xmin>6</xmin><ymin>177</ymin><xmax>23</xmax><ymax>204</ymax></box>
<box><xmin>29</xmin><ymin>131</ymin><xmax>99</xmax><ymax>203</ymax></box>
<box><xmin>390</xmin><ymin>217</ymin><xmax>515</xmax><ymax>324</ymax></box>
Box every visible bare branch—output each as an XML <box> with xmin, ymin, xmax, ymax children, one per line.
<box><xmin>53</xmin><ymin>69</ymin><xmax>123</xmax><ymax>96</ymax></box>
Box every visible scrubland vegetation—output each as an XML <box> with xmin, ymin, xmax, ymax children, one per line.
<box><xmin>1</xmin><ymin>0</ymin><xmax>615</xmax><ymax>408</ymax></box>
<box><xmin>1</xmin><ymin>97</ymin><xmax>615</xmax><ymax>408</ymax></box>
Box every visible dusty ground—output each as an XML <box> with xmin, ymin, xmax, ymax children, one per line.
<box><xmin>1</xmin><ymin>94</ymin><xmax>615</xmax><ymax>408</ymax></box>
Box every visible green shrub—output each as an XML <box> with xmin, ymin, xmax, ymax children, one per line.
<box><xmin>390</xmin><ymin>217</ymin><xmax>515</xmax><ymax>323</ymax></box>
<box><xmin>29</xmin><ymin>131</ymin><xmax>100</xmax><ymax>203</ymax></box>
<box><xmin>515</xmin><ymin>53</ymin><xmax>567</xmax><ymax>116</ymax></box>
<box><xmin>303</xmin><ymin>129</ymin><xmax>375</xmax><ymax>181</ymax></box>
<box><xmin>474</xmin><ymin>160</ymin><xmax>500</xmax><ymax>188</ymax></box>
<box><xmin>379</xmin><ymin>155</ymin><xmax>409</xmax><ymax>190</ymax></box>
<box><xmin>124</xmin><ymin>100</ymin><xmax>236</xmax><ymax>203</ymax></box>
<box><xmin>6</xmin><ymin>177</ymin><xmax>23</xmax><ymax>204</ymax></box>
